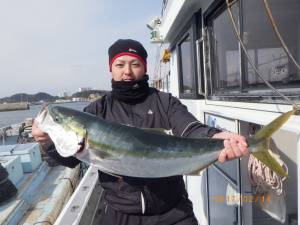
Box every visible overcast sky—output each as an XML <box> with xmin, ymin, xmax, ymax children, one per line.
<box><xmin>0</xmin><ymin>0</ymin><xmax>162</xmax><ymax>98</ymax></box>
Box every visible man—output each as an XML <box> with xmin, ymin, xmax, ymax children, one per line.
<box><xmin>32</xmin><ymin>39</ymin><xmax>248</xmax><ymax>225</ymax></box>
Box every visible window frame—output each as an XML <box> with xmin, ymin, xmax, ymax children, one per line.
<box><xmin>173</xmin><ymin>13</ymin><xmax>204</xmax><ymax>99</ymax></box>
<box><xmin>204</xmin><ymin>1</ymin><xmax>243</xmax><ymax>96</ymax></box>
<box><xmin>203</xmin><ymin>0</ymin><xmax>300</xmax><ymax>103</ymax></box>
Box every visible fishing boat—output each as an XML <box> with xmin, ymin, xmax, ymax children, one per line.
<box><xmin>0</xmin><ymin>119</ymin><xmax>101</xmax><ymax>225</ymax></box>
<box><xmin>147</xmin><ymin>0</ymin><xmax>300</xmax><ymax>224</ymax></box>
<box><xmin>2</xmin><ymin>1</ymin><xmax>299</xmax><ymax>225</ymax></box>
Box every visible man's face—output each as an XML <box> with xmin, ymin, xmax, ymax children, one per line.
<box><xmin>111</xmin><ymin>55</ymin><xmax>145</xmax><ymax>81</ymax></box>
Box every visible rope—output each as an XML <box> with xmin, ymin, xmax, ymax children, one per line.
<box><xmin>225</xmin><ymin>0</ymin><xmax>293</xmax><ymax>195</ymax></box>
<box><xmin>263</xmin><ymin>0</ymin><xmax>300</xmax><ymax>72</ymax></box>
<box><xmin>225</xmin><ymin>0</ymin><xmax>300</xmax><ymax>110</ymax></box>
<box><xmin>32</xmin><ymin>176</ymin><xmax>74</xmax><ymax>225</ymax></box>
<box><xmin>59</xmin><ymin>177</ymin><xmax>74</xmax><ymax>192</ymax></box>
<box><xmin>248</xmin><ymin>152</ymin><xmax>288</xmax><ymax>195</ymax></box>
<box><xmin>33</xmin><ymin>221</ymin><xmax>53</xmax><ymax>225</ymax></box>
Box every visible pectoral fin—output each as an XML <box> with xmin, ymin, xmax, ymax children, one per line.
<box><xmin>101</xmin><ymin>170</ymin><xmax>123</xmax><ymax>179</ymax></box>
<box><xmin>96</xmin><ymin>151</ymin><xmax>113</xmax><ymax>159</ymax></box>
<box><xmin>86</xmin><ymin>139</ymin><xmax>114</xmax><ymax>160</ymax></box>
<box><xmin>188</xmin><ymin>168</ymin><xmax>205</xmax><ymax>176</ymax></box>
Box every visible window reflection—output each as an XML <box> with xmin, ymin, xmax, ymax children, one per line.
<box><xmin>243</xmin><ymin>0</ymin><xmax>300</xmax><ymax>87</ymax></box>
<box><xmin>210</xmin><ymin>4</ymin><xmax>240</xmax><ymax>90</ymax></box>
<box><xmin>179</xmin><ymin>35</ymin><xmax>194</xmax><ymax>94</ymax></box>
<box><xmin>208</xmin><ymin>167</ymin><xmax>238</xmax><ymax>225</ymax></box>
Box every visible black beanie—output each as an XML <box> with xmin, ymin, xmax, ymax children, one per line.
<box><xmin>108</xmin><ymin>39</ymin><xmax>148</xmax><ymax>72</ymax></box>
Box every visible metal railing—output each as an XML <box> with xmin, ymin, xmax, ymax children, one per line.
<box><xmin>0</xmin><ymin>123</ymin><xmax>22</xmax><ymax>145</ymax></box>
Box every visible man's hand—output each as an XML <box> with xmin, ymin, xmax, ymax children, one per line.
<box><xmin>212</xmin><ymin>131</ymin><xmax>248</xmax><ymax>163</ymax></box>
<box><xmin>32</xmin><ymin>120</ymin><xmax>52</xmax><ymax>145</ymax></box>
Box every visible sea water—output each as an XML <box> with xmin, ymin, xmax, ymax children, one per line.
<box><xmin>0</xmin><ymin>102</ymin><xmax>89</xmax><ymax>128</ymax></box>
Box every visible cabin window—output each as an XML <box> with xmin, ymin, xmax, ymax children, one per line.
<box><xmin>209</xmin><ymin>5</ymin><xmax>240</xmax><ymax>92</ymax></box>
<box><xmin>178</xmin><ymin>33</ymin><xmax>195</xmax><ymax>94</ymax></box>
<box><xmin>175</xmin><ymin>13</ymin><xmax>203</xmax><ymax>99</ymax></box>
<box><xmin>168</xmin><ymin>9</ymin><xmax>203</xmax><ymax>99</ymax></box>
<box><xmin>204</xmin><ymin>0</ymin><xmax>300</xmax><ymax>102</ymax></box>
<box><xmin>243</xmin><ymin>0</ymin><xmax>300</xmax><ymax>88</ymax></box>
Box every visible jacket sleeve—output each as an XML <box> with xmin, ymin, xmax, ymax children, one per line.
<box><xmin>83</xmin><ymin>95</ymin><xmax>106</xmax><ymax>117</ymax></box>
<box><xmin>167</xmin><ymin>95</ymin><xmax>221</xmax><ymax>138</ymax></box>
<box><xmin>42</xmin><ymin>143</ymin><xmax>81</xmax><ymax>168</ymax></box>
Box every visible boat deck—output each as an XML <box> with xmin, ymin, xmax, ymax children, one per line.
<box><xmin>0</xmin><ymin>162</ymin><xmax>80</xmax><ymax>225</ymax></box>
<box><xmin>0</xmin><ymin>123</ymin><xmax>82</xmax><ymax>225</ymax></box>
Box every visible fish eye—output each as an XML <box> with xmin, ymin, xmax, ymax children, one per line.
<box><xmin>54</xmin><ymin>116</ymin><xmax>60</xmax><ymax>122</ymax></box>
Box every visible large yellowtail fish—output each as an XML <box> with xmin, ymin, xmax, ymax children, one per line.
<box><xmin>35</xmin><ymin>105</ymin><xmax>299</xmax><ymax>178</ymax></box>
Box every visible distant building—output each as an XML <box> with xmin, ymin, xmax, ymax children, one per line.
<box><xmin>88</xmin><ymin>93</ymin><xmax>102</xmax><ymax>102</ymax></box>
<box><xmin>59</xmin><ymin>91</ymin><xmax>68</xmax><ymax>98</ymax></box>
<box><xmin>72</xmin><ymin>97</ymin><xmax>88</xmax><ymax>102</ymax></box>
<box><xmin>78</xmin><ymin>87</ymin><xmax>92</xmax><ymax>92</ymax></box>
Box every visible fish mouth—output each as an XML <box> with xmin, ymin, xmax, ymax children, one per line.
<box><xmin>35</xmin><ymin>103</ymin><xmax>50</xmax><ymax>125</ymax></box>
<box><xmin>77</xmin><ymin>137</ymin><xmax>86</xmax><ymax>153</ymax></box>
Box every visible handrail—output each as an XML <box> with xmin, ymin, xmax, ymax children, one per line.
<box><xmin>54</xmin><ymin>166</ymin><xmax>99</xmax><ymax>225</ymax></box>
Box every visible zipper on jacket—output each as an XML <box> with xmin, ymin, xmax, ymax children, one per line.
<box><xmin>129</xmin><ymin>104</ymin><xmax>135</xmax><ymax>126</ymax></box>
<box><xmin>141</xmin><ymin>191</ymin><xmax>146</xmax><ymax>214</ymax></box>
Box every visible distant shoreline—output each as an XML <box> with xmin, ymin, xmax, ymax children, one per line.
<box><xmin>0</xmin><ymin>100</ymin><xmax>90</xmax><ymax>112</ymax></box>
<box><xmin>0</xmin><ymin>90</ymin><xmax>107</xmax><ymax>105</ymax></box>
<box><xmin>29</xmin><ymin>100</ymin><xmax>90</xmax><ymax>105</ymax></box>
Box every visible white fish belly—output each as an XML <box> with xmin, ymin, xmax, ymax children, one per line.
<box><xmin>77</xmin><ymin>149</ymin><xmax>220</xmax><ymax>178</ymax></box>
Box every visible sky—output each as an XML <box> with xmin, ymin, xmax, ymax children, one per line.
<box><xmin>0</xmin><ymin>0</ymin><xmax>162</xmax><ymax>98</ymax></box>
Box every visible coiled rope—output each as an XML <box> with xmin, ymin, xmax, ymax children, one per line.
<box><xmin>225</xmin><ymin>0</ymin><xmax>298</xmax><ymax>194</ymax></box>
<box><xmin>248</xmin><ymin>153</ymin><xmax>288</xmax><ymax>195</ymax></box>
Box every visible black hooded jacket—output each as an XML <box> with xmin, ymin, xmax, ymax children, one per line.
<box><xmin>44</xmin><ymin>88</ymin><xmax>220</xmax><ymax>215</ymax></box>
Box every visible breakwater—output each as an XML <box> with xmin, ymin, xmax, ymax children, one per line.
<box><xmin>0</xmin><ymin>103</ymin><xmax>29</xmax><ymax>112</ymax></box>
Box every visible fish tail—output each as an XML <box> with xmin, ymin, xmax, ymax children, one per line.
<box><xmin>254</xmin><ymin>108</ymin><xmax>300</xmax><ymax>139</ymax></box>
<box><xmin>249</xmin><ymin>108</ymin><xmax>299</xmax><ymax>177</ymax></box>
<box><xmin>251</xmin><ymin>138</ymin><xmax>287</xmax><ymax>177</ymax></box>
